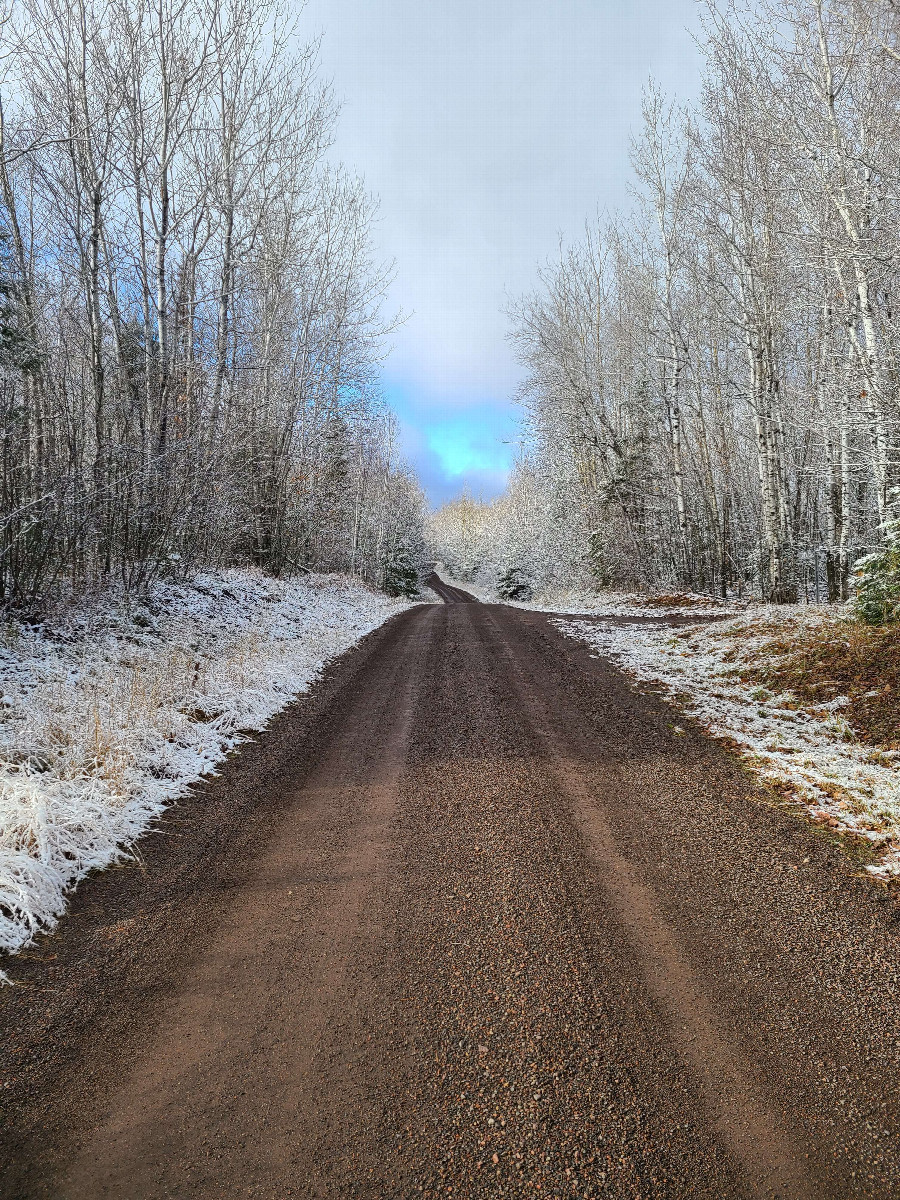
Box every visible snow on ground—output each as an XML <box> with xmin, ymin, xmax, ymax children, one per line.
<box><xmin>518</xmin><ymin>588</ymin><xmax>746</xmax><ymax>618</ymax></box>
<box><xmin>552</xmin><ymin>602</ymin><xmax>900</xmax><ymax>882</ymax></box>
<box><xmin>0</xmin><ymin>569</ymin><xmax>416</xmax><ymax>965</ymax></box>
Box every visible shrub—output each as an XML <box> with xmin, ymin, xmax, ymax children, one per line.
<box><xmin>855</xmin><ymin>519</ymin><xmax>900</xmax><ymax>624</ymax></box>
<box><xmin>497</xmin><ymin>566</ymin><xmax>533</xmax><ymax>601</ymax></box>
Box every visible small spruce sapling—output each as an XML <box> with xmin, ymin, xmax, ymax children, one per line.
<box><xmin>0</xmin><ymin>231</ymin><xmax>40</xmax><ymax>371</ymax></box>
<box><xmin>855</xmin><ymin>499</ymin><xmax>900</xmax><ymax>624</ymax></box>
<box><xmin>497</xmin><ymin>566</ymin><xmax>532</xmax><ymax>601</ymax></box>
<box><xmin>382</xmin><ymin>547</ymin><xmax>419</xmax><ymax>599</ymax></box>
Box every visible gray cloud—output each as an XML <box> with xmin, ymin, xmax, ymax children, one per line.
<box><xmin>299</xmin><ymin>0</ymin><xmax>706</xmax><ymax>501</ymax></box>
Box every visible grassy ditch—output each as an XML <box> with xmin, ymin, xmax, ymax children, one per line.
<box><xmin>735</xmin><ymin>618</ymin><xmax>900</xmax><ymax>751</ymax></box>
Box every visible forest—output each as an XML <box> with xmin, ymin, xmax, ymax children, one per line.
<box><xmin>0</xmin><ymin>0</ymin><xmax>425</xmax><ymax>611</ymax></box>
<box><xmin>431</xmin><ymin>0</ymin><xmax>900</xmax><ymax>608</ymax></box>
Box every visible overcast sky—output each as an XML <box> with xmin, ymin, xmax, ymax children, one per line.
<box><xmin>299</xmin><ymin>0</ymin><xmax>706</xmax><ymax>506</ymax></box>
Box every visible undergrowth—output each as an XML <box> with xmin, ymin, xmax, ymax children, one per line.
<box><xmin>740</xmin><ymin>618</ymin><xmax>900</xmax><ymax>749</ymax></box>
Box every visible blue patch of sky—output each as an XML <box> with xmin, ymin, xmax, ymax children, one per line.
<box><xmin>386</xmin><ymin>385</ymin><xmax>520</xmax><ymax>507</ymax></box>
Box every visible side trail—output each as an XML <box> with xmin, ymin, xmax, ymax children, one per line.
<box><xmin>1</xmin><ymin>581</ymin><xmax>899</xmax><ymax>1198</ymax></box>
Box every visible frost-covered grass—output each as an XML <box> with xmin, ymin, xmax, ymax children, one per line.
<box><xmin>0</xmin><ymin>569</ymin><xmax>416</xmax><ymax>963</ymax></box>
<box><xmin>521</xmin><ymin>587</ymin><xmax>745</xmax><ymax>617</ymax></box>
<box><xmin>463</xmin><ymin>578</ymin><xmax>747</xmax><ymax>616</ymax></box>
<box><xmin>553</xmin><ymin>600</ymin><xmax>900</xmax><ymax>881</ymax></box>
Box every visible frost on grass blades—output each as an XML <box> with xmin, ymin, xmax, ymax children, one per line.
<box><xmin>553</xmin><ymin>602</ymin><xmax>900</xmax><ymax>881</ymax></box>
<box><xmin>0</xmin><ymin>570</ymin><xmax>415</xmax><ymax>967</ymax></box>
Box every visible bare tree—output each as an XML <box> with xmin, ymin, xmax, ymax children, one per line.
<box><xmin>496</xmin><ymin>0</ymin><xmax>900</xmax><ymax>603</ymax></box>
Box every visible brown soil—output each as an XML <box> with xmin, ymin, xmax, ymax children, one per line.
<box><xmin>1</xmin><ymin>579</ymin><xmax>899</xmax><ymax>1198</ymax></box>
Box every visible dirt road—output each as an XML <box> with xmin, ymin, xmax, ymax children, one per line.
<box><xmin>2</xmin><ymin>585</ymin><xmax>900</xmax><ymax>1198</ymax></box>
<box><xmin>425</xmin><ymin>572</ymin><xmax>478</xmax><ymax>603</ymax></box>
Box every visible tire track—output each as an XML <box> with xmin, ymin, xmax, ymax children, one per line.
<box><xmin>478</xmin><ymin>604</ymin><xmax>821</xmax><ymax>1199</ymax></box>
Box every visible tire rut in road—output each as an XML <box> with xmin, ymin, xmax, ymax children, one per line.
<box><xmin>369</xmin><ymin>602</ymin><xmax>746</xmax><ymax>1198</ymax></box>
<box><xmin>5</xmin><ymin>605</ymin><xmax>437</xmax><ymax>1200</ymax></box>
<box><xmin>477</xmin><ymin>605</ymin><xmax>821</xmax><ymax>1198</ymax></box>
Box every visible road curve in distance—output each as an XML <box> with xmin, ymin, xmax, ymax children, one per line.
<box><xmin>426</xmin><ymin>571</ymin><xmax>479</xmax><ymax>604</ymax></box>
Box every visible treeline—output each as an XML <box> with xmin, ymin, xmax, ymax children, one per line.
<box><xmin>455</xmin><ymin>0</ymin><xmax>900</xmax><ymax>603</ymax></box>
<box><xmin>0</xmin><ymin>0</ymin><xmax>424</xmax><ymax>608</ymax></box>
<box><xmin>428</xmin><ymin>470</ymin><xmax>583</xmax><ymax>600</ymax></box>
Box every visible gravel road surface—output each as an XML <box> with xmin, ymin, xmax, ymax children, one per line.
<box><xmin>1</xmin><ymin>581</ymin><xmax>899</xmax><ymax>1198</ymax></box>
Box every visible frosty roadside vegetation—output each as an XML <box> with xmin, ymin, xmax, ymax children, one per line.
<box><xmin>547</xmin><ymin>595</ymin><xmax>900</xmax><ymax>881</ymax></box>
<box><xmin>0</xmin><ymin>570</ymin><xmax>416</xmax><ymax>968</ymax></box>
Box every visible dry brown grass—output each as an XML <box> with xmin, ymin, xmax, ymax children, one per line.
<box><xmin>742</xmin><ymin>619</ymin><xmax>900</xmax><ymax>748</ymax></box>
